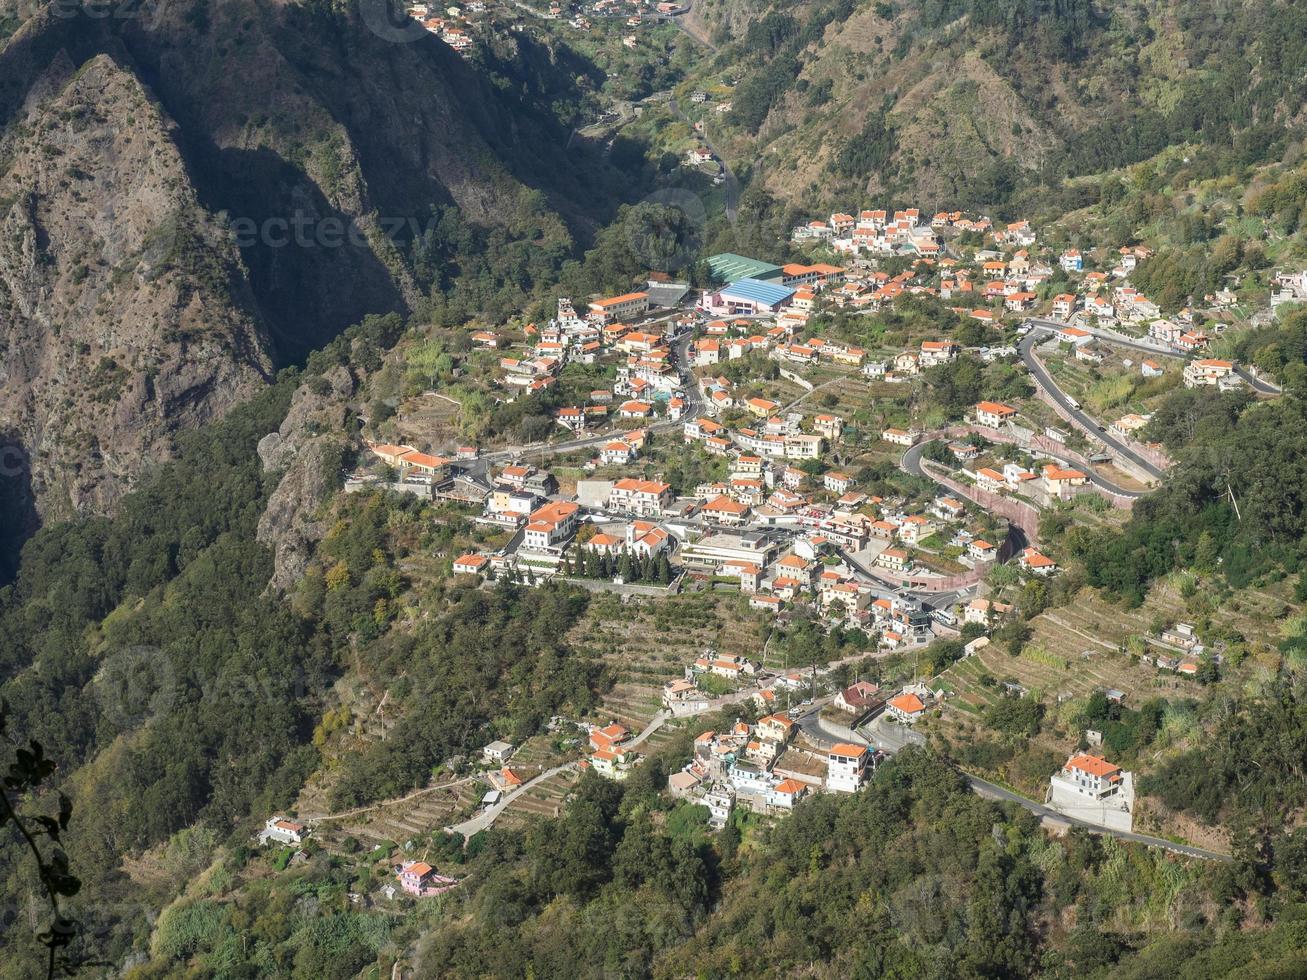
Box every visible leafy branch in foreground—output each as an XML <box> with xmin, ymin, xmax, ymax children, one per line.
<box><xmin>1</xmin><ymin>701</ymin><xmax>80</xmax><ymax>979</ymax></box>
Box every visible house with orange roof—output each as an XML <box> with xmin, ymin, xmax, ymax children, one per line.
<box><xmin>876</xmin><ymin>547</ymin><xmax>909</xmax><ymax>572</ymax></box>
<box><xmin>757</xmin><ymin>712</ymin><xmax>795</xmax><ymax>744</ymax></box>
<box><xmin>974</xmin><ymin>400</ymin><xmax>1017</xmax><ymax>428</ymax></box>
<box><xmin>1047</xmin><ymin>753</ymin><xmax>1134</xmax><ymax>832</ymax></box>
<box><xmin>591</xmin><ymin>745</ymin><xmax>639</xmax><ymax>781</ymax></box>
<box><xmin>886</xmin><ymin>691</ymin><xmax>927</xmax><ymax>723</ymax></box>
<box><xmin>522</xmin><ymin>501</ymin><xmax>579</xmax><ymax>552</ymax></box>
<box><xmin>1042</xmin><ymin>464</ymin><xmax>1088</xmax><ymax>495</ymax></box>
<box><xmin>608</xmin><ymin>477</ymin><xmax>672</xmax><ymax>516</ymax></box>
<box><xmin>1183</xmin><ymin>358</ymin><xmax>1235</xmax><ymax>388</ymax></box>
<box><xmin>702</xmin><ymin>494</ymin><xmax>750</xmax><ymax>526</ymax></box>
<box><xmin>766</xmin><ymin>777</ymin><xmax>810</xmax><ymax>810</ymax></box>
<box><xmin>452</xmin><ymin>553</ymin><xmax>489</xmax><ymax>576</ymax></box>
<box><xmin>587</xmin><ymin>291</ymin><xmax>649</xmax><ymax>324</ymax></box>
<box><xmin>826</xmin><ymin>742</ymin><xmax>872</xmax><ymax>792</ymax></box>
<box><xmin>1019</xmin><ymin>547</ymin><xmax>1058</xmax><ymax>576</ymax></box>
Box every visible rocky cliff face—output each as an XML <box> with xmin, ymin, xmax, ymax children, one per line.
<box><xmin>0</xmin><ymin>52</ymin><xmax>272</xmax><ymax>521</ymax></box>
<box><xmin>256</xmin><ymin>364</ymin><xmax>355</xmax><ymax>592</ymax></box>
<box><xmin>0</xmin><ymin>0</ymin><xmax>600</xmax><ymax>532</ymax></box>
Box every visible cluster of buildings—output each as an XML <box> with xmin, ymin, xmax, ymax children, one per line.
<box><xmin>667</xmin><ymin>711</ymin><xmax>883</xmax><ymax>822</ymax></box>
<box><xmin>405</xmin><ymin>2</ymin><xmax>482</xmax><ymax>54</ymax></box>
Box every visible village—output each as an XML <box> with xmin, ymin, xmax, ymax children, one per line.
<box><xmin>243</xmin><ymin>198</ymin><xmax>1306</xmax><ymax>903</ymax></box>
<box><xmin>402</xmin><ymin>0</ymin><xmax>681</xmax><ymax>59</ymax></box>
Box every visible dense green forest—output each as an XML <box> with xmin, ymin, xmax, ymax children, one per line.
<box><xmin>1071</xmin><ymin>382</ymin><xmax>1307</xmax><ymax>603</ymax></box>
<box><xmin>116</xmin><ymin>746</ymin><xmax>1307</xmax><ymax>978</ymax></box>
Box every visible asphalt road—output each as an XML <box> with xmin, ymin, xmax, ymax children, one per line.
<box><xmin>963</xmin><ymin>771</ymin><xmax>1231</xmax><ymax>862</ymax></box>
<box><xmin>902</xmin><ymin>412</ymin><xmax>1147</xmax><ymax>504</ymax></box>
<box><xmin>1018</xmin><ymin>329</ymin><xmax>1165</xmax><ymax>483</ymax></box>
<box><xmin>1024</xmin><ymin>317</ymin><xmax>1281</xmax><ymax>396</ymax></box>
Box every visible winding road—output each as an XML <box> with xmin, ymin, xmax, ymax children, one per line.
<box><xmin>901</xmin><ymin>418</ymin><xmax>1149</xmax><ymax>503</ymax></box>
<box><xmin>1018</xmin><ymin>329</ymin><xmax>1165</xmax><ymax>484</ymax></box>
<box><xmin>1024</xmin><ymin>317</ymin><xmax>1281</xmax><ymax>396</ymax></box>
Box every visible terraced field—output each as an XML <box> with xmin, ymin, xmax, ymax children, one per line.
<box><xmin>496</xmin><ymin>768</ymin><xmax>581</xmax><ymax>831</ymax></box>
<box><xmin>932</xmin><ymin>587</ymin><xmax>1189</xmax><ymax>717</ymax></box>
<box><xmin>569</xmin><ymin>591</ymin><xmax>766</xmax><ymax>732</ymax></box>
<box><xmin>312</xmin><ymin>779</ymin><xmax>484</xmax><ymax>850</ymax></box>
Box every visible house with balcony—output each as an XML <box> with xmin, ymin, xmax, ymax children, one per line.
<box><xmin>1046</xmin><ymin>753</ymin><xmax>1134</xmax><ymax>832</ymax></box>
<box><xmin>826</xmin><ymin>743</ymin><xmax>872</xmax><ymax>793</ymax></box>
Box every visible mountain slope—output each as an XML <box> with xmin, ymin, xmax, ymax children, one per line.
<box><xmin>689</xmin><ymin>0</ymin><xmax>1307</xmax><ymax>211</ymax></box>
<box><xmin>0</xmin><ymin>51</ymin><xmax>273</xmax><ymax>527</ymax></box>
<box><xmin>0</xmin><ymin>0</ymin><xmax>626</xmax><ymax>534</ymax></box>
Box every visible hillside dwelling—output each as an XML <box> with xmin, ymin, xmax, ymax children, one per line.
<box><xmin>968</xmin><ymin>539</ymin><xmax>996</xmax><ymax>562</ymax></box>
<box><xmin>1056</xmin><ymin>325</ymin><xmax>1093</xmax><ymax>346</ymax></box>
<box><xmin>823</xmin><ymin>472</ymin><xmax>853</xmax><ymax>494</ymax></box>
<box><xmin>1059</xmin><ymin>249</ymin><xmax>1083</xmax><ymax>272</ymax></box>
<box><xmin>522</xmin><ymin>501</ymin><xmax>579</xmax><ymax>552</ymax></box>
<box><xmin>1046</xmin><ymin>753</ymin><xmax>1134</xmax><ymax>833</ymax></box>
<box><xmin>588</xmin><ymin>291</ymin><xmax>649</xmax><ymax>324</ymax></box>
<box><xmin>1042</xmin><ymin>465</ymin><xmax>1088</xmax><ymax>495</ymax></box>
<box><xmin>261</xmin><ymin>817</ymin><xmax>307</xmax><ymax>846</ymax></box>
<box><xmin>975</xmin><ymin>467</ymin><xmax>1006</xmax><ymax>493</ymax></box>
<box><xmin>919</xmin><ymin>339</ymin><xmax>959</xmax><ymax>365</ymax></box>
<box><xmin>452</xmin><ymin>553</ymin><xmax>490</xmax><ymax>576</ymax></box>
<box><xmin>767</xmin><ymin>778</ymin><xmax>810</xmax><ymax>811</ymax></box>
<box><xmin>881</xmin><ymin>427</ymin><xmax>917</xmax><ymax>447</ymax></box>
<box><xmin>876</xmin><ymin>547</ymin><xmax>909</xmax><ymax>572</ymax></box>
<box><xmin>931</xmin><ymin>497</ymin><xmax>966</xmax><ymax>521</ymax></box>
<box><xmin>1183</xmin><ymin>358</ymin><xmax>1235</xmax><ymax>388</ymax></box>
<box><xmin>1019</xmin><ymin>547</ymin><xmax>1058</xmax><ymax>576</ymax></box>
<box><xmin>814</xmin><ymin>414</ymin><xmax>845</xmax><ymax>440</ymax></box>
<box><xmin>482</xmin><ymin>740</ymin><xmax>514</xmax><ymax>763</ymax></box>
<box><xmin>886</xmin><ymin>692</ymin><xmax>926</xmax><ymax>724</ymax></box>
<box><xmin>1141</xmin><ymin>359</ymin><xmax>1163</xmax><ymax>378</ymax></box>
<box><xmin>592</xmin><ymin>746</ymin><xmax>639</xmax><ymax>780</ymax></box>
<box><xmin>397</xmin><ymin>862</ymin><xmax>459</xmax><ymax>897</ymax></box>
<box><xmin>1051</xmin><ymin>294</ymin><xmax>1076</xmax><ymax>318</ymax></box>
<box><xmin>701</xmin><ymin>494</ymin><xmax>751</xmax><ymax>526</ymax></box>
<box><xmin>784</xmin><ymin>433</ymin><xmax>824</xmax><ymax>459</ymax></box>
<box><xmin>835</xmin><ymin>681</ymin><xmax>881</xmax><ymax>715</ymax></box>
<box><xmin>608</xmin><ymin>478</ymin><xmax>673</xmax><ymax>516</ymax></box>
<box><xmin>756</xmin><ymin>712</ymin><xmax>796</xmax><ymax>744</ymax></box>
<box><xmin>974</xmin><ymin>401</ymin><xmax>1017</xmax><ymax>428</ymax></box>
<box><xmin>964</xmin><ymin>598</ymin><xmax>1012</xmax><ymax>627</ymax></box>
<box><xmin>826</xmin><ymin>743</ymin><xmax>871</xmax><ymax>793</ymax></box>
<box><xmin>601</xmin><ymin>441</ymin><xmax>636</xmax><ymax>466</ymax></box>
<box><xmin>589</xmin><ymin>722</ymin><xmax>630</xmax><ymax>752</ymax></box>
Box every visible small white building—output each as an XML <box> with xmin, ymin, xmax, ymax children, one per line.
<box><xmin>260</xmin><ymin>817</ymin><xmax>307</xmax><ymax>846</ymax></box>
<box><xmin>482</xmin><ymin>740</ymin><xmax>514</xmax><ymax>763</ymax></box>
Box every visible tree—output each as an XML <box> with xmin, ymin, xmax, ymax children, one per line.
<box><xmin>1</xmin><ymin>710</ymin><xmax>80</xmax><ymax>980</ymax></box>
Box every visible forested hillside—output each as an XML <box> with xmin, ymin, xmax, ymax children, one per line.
<box><xmin>5</xmin><ymin>0</ymin><xmax>1307</xmax><ymax>976</ymax></box>
<box><xmin>687</xmin><ymin>0</ymin><xmax>1307</xmax><ymax>212</ymax></box>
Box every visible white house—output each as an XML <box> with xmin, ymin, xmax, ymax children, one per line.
<box><xmin>826</xmin><ymin>742</ymin><xmax>871</xmax><ymax>793</ymax></box>
<box><xmin>261</xmin><ymin>817</ymin><xmax>307</xmax><ymax>846</ymax></box>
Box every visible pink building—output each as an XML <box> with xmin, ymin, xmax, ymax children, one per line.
<box><xmin>397</xmin><ymin>861</ymin><xmax>459</xmax><ymax>897</ymax></box>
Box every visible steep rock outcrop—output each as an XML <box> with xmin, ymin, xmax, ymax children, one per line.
<box><xmin>256</xmin><ymin>365</ymin><xmax>355</xmax><ymax>591</ymax></box>
<box><xmin>0</xmin><ymin>53</ymin><xmax>272</xmax><ymax>520</ymax></box>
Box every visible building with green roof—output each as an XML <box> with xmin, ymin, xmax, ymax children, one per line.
<box><xmin>705</xmin><ymin>252</ymin><xmax>784</xmax><ymax>285</ymax></box>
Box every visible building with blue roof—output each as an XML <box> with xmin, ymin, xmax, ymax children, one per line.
<box><xmin>702</xmin><ymin>278</ymin><xmax>797</xmax><ymax>316</ymax></box>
